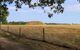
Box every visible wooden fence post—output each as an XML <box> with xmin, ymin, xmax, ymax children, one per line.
<box><xmin>43</xmin><ymin>28</ymin><xmax>45</xmax><ymax>42</ymax></box>
<box><xmin>0</xmin><ymin>22</ymin><xmax>1</xmax><ymax>29</ymax></box>
<box><xmin>7</xmin><ymin>25</ymin><xmax>9</xmax><ymax>32</ymax></box>
<box><xmin>19</xmin><ymin>27</ymin><xmax>21</xmax><ymax>39</ymax></box>
<box><xmin>0</xmin><ymin>22</ymin><xmax>2</xmax><ymax>30</ymax></box>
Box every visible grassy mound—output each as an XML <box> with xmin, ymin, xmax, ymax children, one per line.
<box><xmin>26</xmin><ymin>21</ymin><xmax>45</xmax><ymax>25</ymax></box>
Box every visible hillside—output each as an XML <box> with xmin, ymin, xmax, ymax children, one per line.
<box><xmin>26</xmin><ymin>21</ymin><xmax>45</xmax><ymax>25</ymax></box>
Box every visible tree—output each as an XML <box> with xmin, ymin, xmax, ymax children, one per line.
<box><xmin>0</xmin><ymin>3</ymin><xmax>8</xmax><ymax>23</ymax></box>
<box><xmin>0</xmin><ymin>0</ymin><xmax>80</xmax><ymax>18</ymax></box>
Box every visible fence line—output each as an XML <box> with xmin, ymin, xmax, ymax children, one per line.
<box><xmin>0</xmin><ymin>25</ymin><xmax>80</xmax><ymax>50</ymax></box>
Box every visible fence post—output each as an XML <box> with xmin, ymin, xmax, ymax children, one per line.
<box><xmin>19</xmin><ymin>27</ymin><xmax>21</xmax><ymax>39</ymax></box>
<box><xmin>43</xmin><ymin>27</ymin><xmax>45</xmax><ymax>42</ymax></box>
<box><xmin>7</xmin><ymin>25</ymin><xmax>9</xmax><ymax>32</ymax></box>
<box><xmin>0</xmin><ymin>22</ymin><xmax>1</xmax><ymax>29</ymax></box>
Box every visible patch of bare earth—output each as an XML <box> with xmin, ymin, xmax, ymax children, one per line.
<box><xmin>0</xmin><ymin>37</ymin><xmax>71</xmax><ymax>50</ymax></box>
<box><xmin>0</xmin><ymin>37</ymin><xmax>31</xmax><ymax>50</ymax></box>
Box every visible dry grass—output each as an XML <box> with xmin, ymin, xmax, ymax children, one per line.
<box><xmin>0</xmin><ymin>30</ymin><xmax>70</xmax><ymax>50</ymax></box>
<box><xmin>1</xmin><ymin>25</ymin><xmax>80</xmax><ymax>49</ymax></box>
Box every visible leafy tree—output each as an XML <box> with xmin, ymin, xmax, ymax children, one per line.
<box><xmin>0</xmin><ymin>0</ymin><xmax>80</xmax><ymax>18</ymax></box>
<box><xmin>0</xmin><ymin>3</ymin><xmax>8</xmax><ymax>23</ymax></box>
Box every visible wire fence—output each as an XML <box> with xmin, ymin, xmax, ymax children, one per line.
<box><xmin>0</xmin><ymin>25</ymin><xmax>46</xmax><ymax>41</ymax></box>
<box><xmin>0</xmin><ymin>25</ymin><xmax>80</xmax><ymax>50</ymax></box>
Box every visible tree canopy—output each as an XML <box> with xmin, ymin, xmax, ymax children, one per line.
<box><xmin>0</xmin><ymin>2</ymin><xmax>8</xmax><ymax>23</ymax></box>
<box><xmin>0</xmin><ymin>0</ymin><xmax>80</xmax><ymax>19</ymax></box>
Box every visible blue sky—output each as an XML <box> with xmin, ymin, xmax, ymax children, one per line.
<box><xmin>7</xmin><ymin>0</ymin><xmax>80</xmax><ymax>24</ymax></box>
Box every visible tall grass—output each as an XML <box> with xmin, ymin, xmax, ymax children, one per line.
<box><xmin>1</xmin><ymin>25</ymin><xmax>80</xmax><ymax>49</ymax></box>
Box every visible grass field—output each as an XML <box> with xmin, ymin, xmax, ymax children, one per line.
<box><xmin>0</xmin><ymin>30</ymin><xmax>71</xmax><ymax>50</ymax></box>
<box><xmin>0</xmin><ymin>25</ymin><xmax>80</xmax><ymax>50</ymax></box>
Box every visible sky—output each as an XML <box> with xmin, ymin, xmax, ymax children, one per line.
<box><xmin>7</xmin><ymin>0</ymin><xmax>80</xmax><ymax>24</ymax></box>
